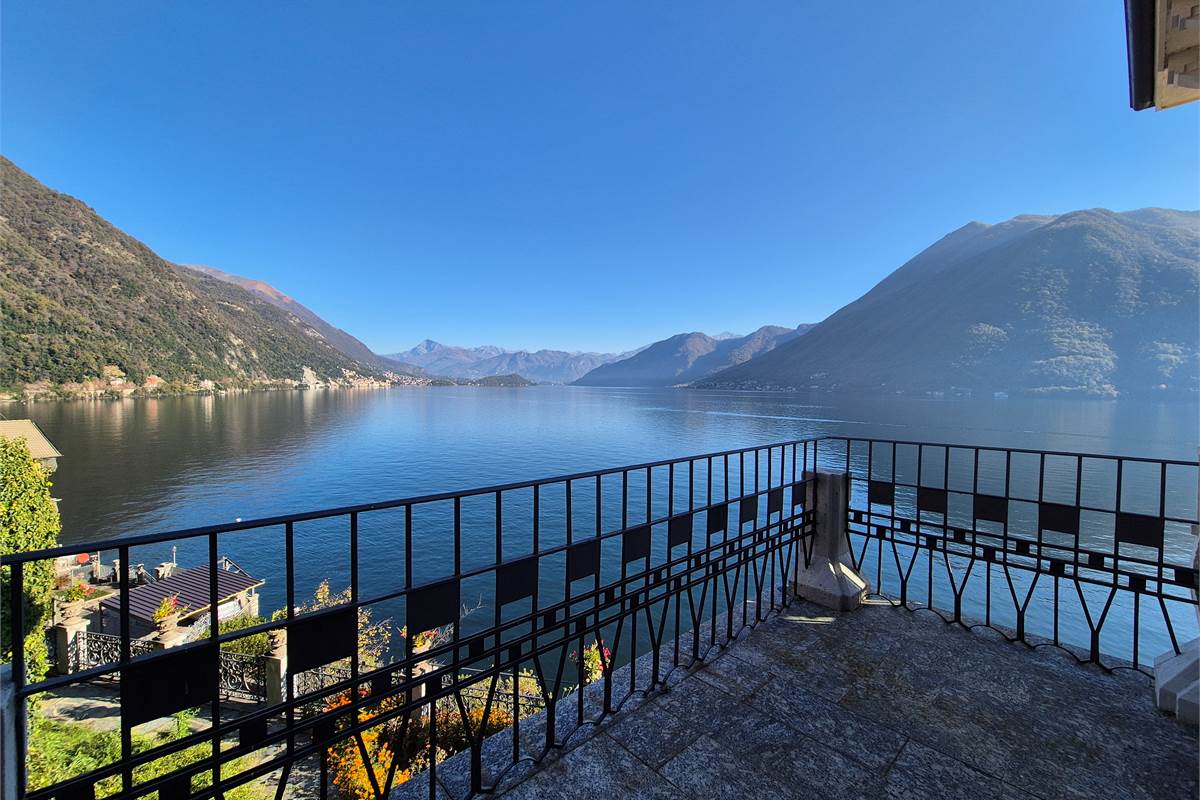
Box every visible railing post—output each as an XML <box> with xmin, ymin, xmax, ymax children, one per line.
<box><xmin>266</xmin><ymin>629</ymin><xmax>287</xmax><ymax>706</ymax></box>
<box><xmin>54</xmin><ymin>616</ymin><xmax>90</xmax><ymax>674</ymax></box>
<box><xmin>0</xmin><ymin>663</ymin><xmax>16</xmax><ymax>800</ymax></box>
<box><xmin>793</xmin><ymin>469</ymin><xmax>868</xmax><ymax>611</ymax></box>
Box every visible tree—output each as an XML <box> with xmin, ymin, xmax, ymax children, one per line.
<box><xmin>1</xmin><ymin>437</ymin><xmax>61</xmax><ymax>682</ymax></box>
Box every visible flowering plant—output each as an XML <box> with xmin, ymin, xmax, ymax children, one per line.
<box><xmin>569</xmin><ymin>640</ymin><xmax>611</xmax><ymax>685</ymax></box>
<box><xmin>398</xmin><ymin>625</ymin><xmax>438</xmax><ymax>652</ymax></box>
<box><xmin>61</xmin><ymin>582</ymin><xmax>97</xmax><ymax>602</ymax></box>
<box><xmin>151</xmin><ymin>594</ymin><xmax>184</xmax><ymax>623</ymax></box>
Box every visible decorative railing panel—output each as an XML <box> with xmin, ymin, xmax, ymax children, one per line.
<box><xmin>76</xmin><ymin>630</ymin><xmax>160</xmax><ymax>672</ymax></box>
<box><xmin>2</xmin><ymin>437</ymin><xmax>820</xmax><ymax>800</ymax></box>
<box><xmin>830</xmin><ymin>437</ymin><xmax>1200</xmax><ymax>673</ymax></box>
<box><xmin>217</xmin><ymin>651</ymin><xmax>268</xmax><ymax>702</ymax></box>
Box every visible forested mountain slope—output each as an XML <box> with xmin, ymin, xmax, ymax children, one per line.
<box><xmin>698</xmin><ymin>210</ymin><xmax>1199</xmax><ymax>397</ymax></box>
<box><xmin>1</xmin><ymin>157</ymin><xmax>387</xmax><ymax>388</ymax></box>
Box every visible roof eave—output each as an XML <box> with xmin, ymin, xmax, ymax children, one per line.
<box><xmin>1125</xmin><ymin>0</ymin><xmax>1157</xmax><ymax>110</ymax></box>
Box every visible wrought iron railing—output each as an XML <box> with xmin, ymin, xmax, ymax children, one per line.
<box><xmin>76</xmin><ymin>630</ymin><xmax>160</xmax><ymax>672</ymax></box>
<box><xmin>4</xmin><ymin>437</ymin><xmax>1195</xmax><ymax>799</ymax></box>
<box><xmin>216</xmin><ymin>650</ymin><xmax>269</xmax><ymax>703</ymax></box>
<box><xmin>71</xmin><ymin>631</ymin><xmax>268</xmax><ymax>703</ymax></box>
<box><xmin>2</xmin><ymin>437</ymin><xmax>820</xmax><ymax>800</ymax></box>
<box><xmin>294</xmin><ymin>663</ymin><xmax>543</xmax><ymax>715</ymax></box>
<box><xmin>828</xmin><ymin>437</ymin><xmax>1199</xmax><ymax>673</ymax></box>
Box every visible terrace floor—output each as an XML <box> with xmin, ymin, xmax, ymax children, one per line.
<box><xmin>473</xmin><ymin>598</ymin><xmax>1197</xmax><ymax>800</ymax></box>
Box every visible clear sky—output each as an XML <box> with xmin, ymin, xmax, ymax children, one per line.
<box><xmin>3</xmin><ymin>2</ymin><xmax>1197</xmax><ymax>354</ymax></box>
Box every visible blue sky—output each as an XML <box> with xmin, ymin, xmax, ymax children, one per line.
<box><xmin>3</xmin><ymin>2</ymin><xmax>1197</xmax><ymax>354</ymax></box>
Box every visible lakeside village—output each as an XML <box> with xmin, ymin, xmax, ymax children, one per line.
<box><xmin>3</xmin><ymin>364</ymin><xmax>422</xmax><ymax>403</ymax></box>
<box><xmin>1</xmin><ymin>418</ymin><xmax>583</xmax><ymax>799</ymax></box>
<box><xmin>3</xmin><ymin>364</ymin><xmax>535</xmax><ymax>403</ymax></box>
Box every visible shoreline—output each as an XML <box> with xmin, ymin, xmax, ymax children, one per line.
<box><xmin>1</xmin><ymin>376</ymin><xmax>539</xmax><ymax>403</ymax></box>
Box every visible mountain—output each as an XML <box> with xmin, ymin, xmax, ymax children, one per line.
<box><xmin>386</xmin><ymin>340</ymin><xmax>510</xmax><ymax>376</ymax></box>
<box><xmin>467</xmin><ymin>350</ymin><xmax>622</xmax><ymax>384</ymax></box>
<box><xmin>0</xmin><ymin>157</ymin><xmax>394</xmax><ymax>389</ymax></box>
<box><xmin>697</xmin><ymin>209</ymin><xmax>1200</xmax><ymax>397</ymax></box>
<box><xmin>574</xmin><ymin>325</ymin><xmax>812</xmax><ymax>387</ymax></box>
<box><xmin>182</xmin><ymin>264</ymin><xmax>421</xmax><ymax>375</ymax></box>
<box><xmin>387</xmin><ymin>340</ymin><xmax>627</xmax><ymax>383</ymax></box>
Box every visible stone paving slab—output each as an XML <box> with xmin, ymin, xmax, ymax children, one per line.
<box><xmin>484</xmin><ymin>598</ymin><xmax>1198</xmax><ymax>800</ymax></box>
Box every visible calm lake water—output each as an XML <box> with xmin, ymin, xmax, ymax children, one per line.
<box><xmin>27</xmin><ymin>386</ymin><xmax>1198</xmax><ymax>543</ymax></box>
<box><xmin>20</xmin><ymin>387</ymin><xmax>1200</xmax><ymax>663</ymax></box>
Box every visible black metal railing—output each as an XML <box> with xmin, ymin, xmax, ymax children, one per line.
<box><xmin>70</xmin><ymin>631</ymin><xmax>268</xmax><ymax>703</ymax></box>
<box><xmin>75</xmin><ymin>630</ymin><xmax>159</xmax><ymax>672</ymax></box>
<box><xmin>828</xmin><ymin>437</ymin><xmax>1200</xmax><ymax>673</ymax></box>
<box><xmin>216</xmin><ymin>651</ymin><xmax>269</xmax><ymax>703</ymax></box>
<box><xmin>2</xmin><ymin>438</ymin><xmax>821</xmax><ymax>800</ymax></box>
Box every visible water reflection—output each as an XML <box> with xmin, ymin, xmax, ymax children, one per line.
<box><xmin>23</xmin><ymin>387</ymin><xmax>1197</xmax><ymax>544</ymax></box>
<box><xmin>19</xmin><ymin>387</ymin><xmax>1197</xmax><ymax>669</ymax></box>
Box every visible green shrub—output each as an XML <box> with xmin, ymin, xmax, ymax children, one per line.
<box><xmin>218</xmin><ymin>613</ymin><xmax>272</xmax><ymax>656</ymax></box>
<box><xmin>27</xmin><ymin>713</ymin><xmax>269</xmax><ymax>799</ymax></box>
<box><xmin>0</xmin><ymin>438</ymin><xmax>60</xmax><ymax>682</ymax></box>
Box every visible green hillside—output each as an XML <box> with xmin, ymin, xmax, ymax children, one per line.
<box><xmin>698</xmin><ymin>209</ymin><xmax>1199</xmax><ymax>397</ymax></box>
<box><xmin>574</xmin><ymin>325</ymin><xmax>810</xmax><ymax>387</ymax></box>
<box><xmin>0</xmin><ymin>157</ymin><xmax>386</xmax><ymax>388</ymax></box>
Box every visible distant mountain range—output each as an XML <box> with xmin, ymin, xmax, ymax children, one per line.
<box><xmin>574</xmin><ymin>325</ymin><xmax>812</xmax><ymax>387</ymax></box>
<box><xmin>697</xmin><ymin>209</ymin><xmax>1199</xmax><ymax>397</ymax></box>
<box><xmin>4</xmin><ymin>155</ymin><xmax>1194</xmax><ymax>399</ymax></box>
<box><xmin>389</xmin><ymin>340</ymin><xmax>509</xmax><ymax>375</ymax></box>
<box><xmin>0</xmin><ymin>157</ymin><xmax>399</xmax><ymax>390</ymax></box>
<box><xmin>386</xmin><ymin>340</ymin><xmax>632</xmax><ymax>384</ymax></box>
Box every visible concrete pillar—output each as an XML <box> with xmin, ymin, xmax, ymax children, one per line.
<box><xmin>408</xmin><ymin>659</ymin><xmax>432</xmax><ymax>704</ymax></box>
<box><xmin>1155</xmin><ymin>638</ymin><xmax>1199</xmax><ymax>725</ymax></box>
<box><xmin>265</xmin><ymin>656</ymin><xmax>287</xmax><ymax>706</ymax></box>
<box><xmin>0</xmin><ymin>664</ymin><xmax>16</xmax><ymax>800</ymax></box>
<box><xmin>156</xmin><ymin>627</ymin><xmax>189</xmax><ymax>649</ymax></box>
<box><xmin>54</xmin><ymin>618</ymin><xmax>90</xmax><ymax>674</ymax></box>
<box><xmin>266</xmin><ymin>629</ymin><xmax>287</xmax><ymax>705</ymax></box>
<box><xmin>793</xmin><ymin>470</ymin><xmax>868</xmax><ymax>611</ymax></box>
<box><xmin>1154</xmin><ymin>472</ymin><xmax>1199</xmax><ymax>725</ymax></box>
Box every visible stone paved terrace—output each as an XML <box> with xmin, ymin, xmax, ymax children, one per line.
<box><xmin>465</xmin><ymin>598</ymin><xmax>1197</xmax><ymax>800</ymax></box>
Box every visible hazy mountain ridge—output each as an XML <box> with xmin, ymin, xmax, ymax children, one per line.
<box><xmin>0</xmin><ymin>156</ymin><xmax>394</xmax><ymax>389</ymax></box>
<box><xmin>697</xmin><ymin>209</ymin><xmax>1200</xmax><ymax>397</ymax></box>
<box><xmin>388</xmin><ymin>340</ymin><xmax>510</xmax><ymax>375</ymax></box>
<box><xmin>8</xmin><ymin>153</ymin><xmax>1191</xmax><ymax>400</ymax></box>
<box><xmin>387</xmin><ymin>339</ymin><xmax>628</xmax><ymax>383</ymax></box>
<box><xmin>574</xmin><ymin>325</ymin><xmax>812</xmax><ymax>387</ymax></box>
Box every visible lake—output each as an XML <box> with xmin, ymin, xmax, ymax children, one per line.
<box><xmin>27</xmin><ymin>386</ymin><xmax>1198</xmax><ymax>543</ymax></box>
<box><xmin>20</xmin><ymin>386</ymin><xmax>1200</xmax><ymax>664</ymax></box>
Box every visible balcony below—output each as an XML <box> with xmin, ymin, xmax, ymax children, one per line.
<box><xmin>456</xmin><ymin>598</ymin><xmax>1198</xmax><ymax>800</ymax></box>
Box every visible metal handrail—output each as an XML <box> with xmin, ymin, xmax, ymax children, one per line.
<box><xmin>3</xmin><ymin>436</ymin><xmax>1196</xmax><ymax>800</ymax></box>
<box><xmin>6</xmin><ymin>436</ymin><xmax>822</xmax><ymax>800</ymax></box>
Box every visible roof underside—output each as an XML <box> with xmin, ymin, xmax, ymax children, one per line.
<box><xmin>1126</xmin><ymin>0</ymin><xmax>1157</xmax><ymax>110</ymax></box>
<box><xmin>1125</xmin><ymin>0</ymin><xmax>1200</xmax><ymax>110</ymax></box>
